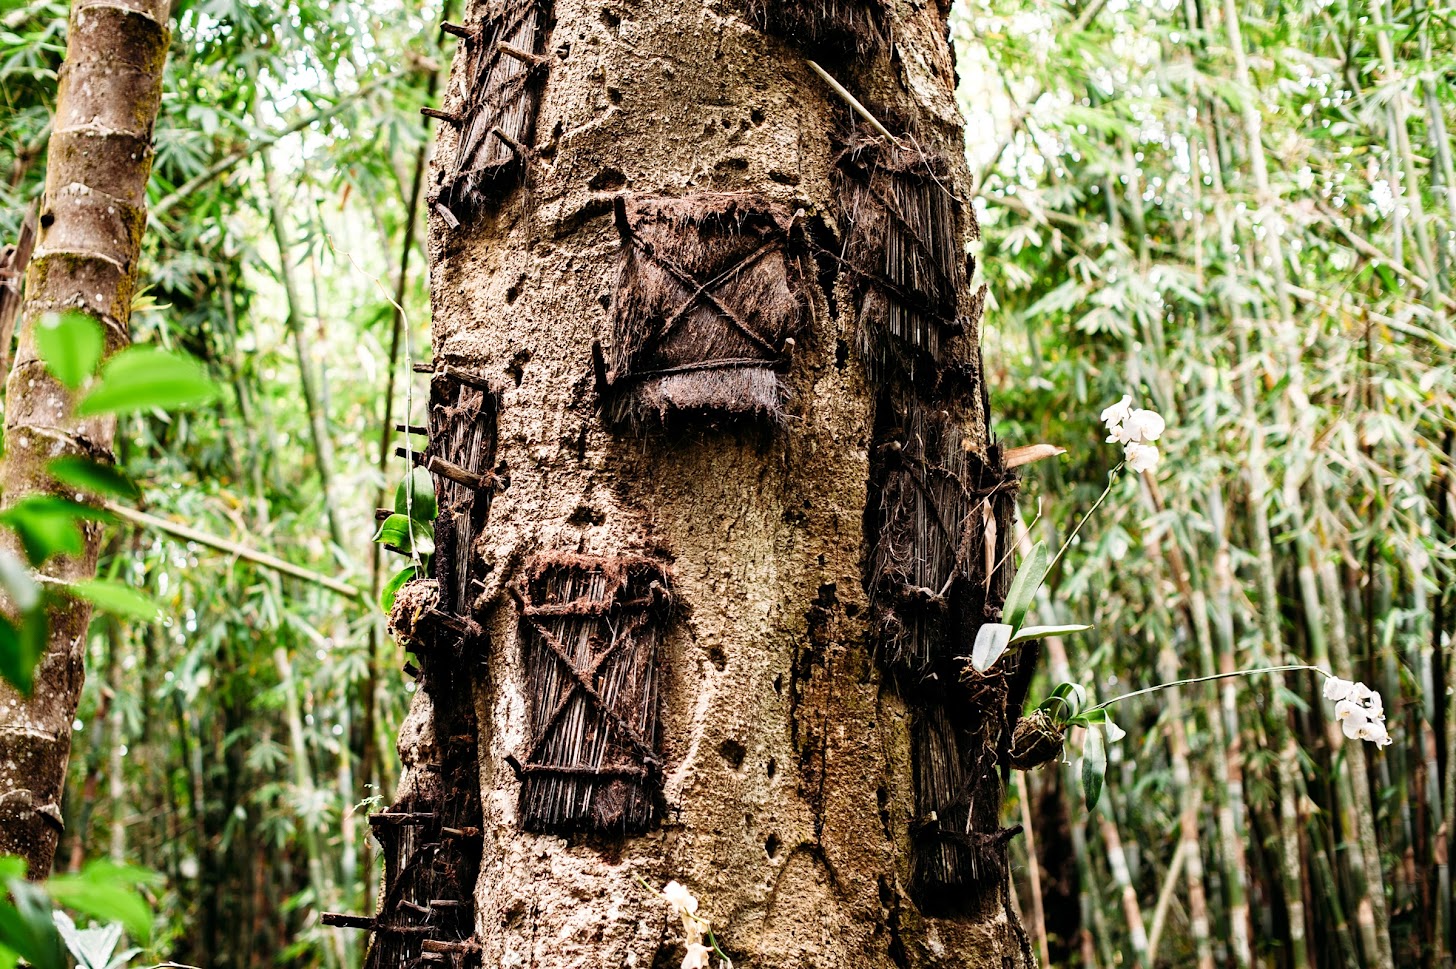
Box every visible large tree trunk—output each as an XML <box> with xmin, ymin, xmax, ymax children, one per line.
<box><xmin>0</xmin><ymin>0</ymin><xmax>170</xmax><ymax>875</ymax></box>
<box><xmin>365</xmin><ymin>0</ymin><xmax>1035</xmax><ymax>965</ymax></box>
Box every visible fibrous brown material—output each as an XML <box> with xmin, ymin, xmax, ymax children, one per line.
<box><xmin>1006</xmin><ymin>709</ymin><xmax>1065</xmax><ymax>771</ymax></box>
<box><xmin>910</xmin><ymin>704</ymin><xmax>1017</xmax><ymax>917</ymax></box>
<box><xmin>838</xmin><ymin>133</ymin><xmax>968</xmax><ymax>384</ymax></box>
<box><xmin>512</xmin><ymin>554</ymin><xmax>671</xmax><ymax>834</ymax></box>
<box><xmin>358</xmin><ymin>367</ymin><xmax>500</xmax><ymax>969</ymax></box>
<box><xmin>866</xmin><ymin>399</ymin><xmax>1017</xmax><ymax>675</ymax></box>
<box><xmin>603</xmin><ymin>194</ymin><xmax>805</xmax><ymax>423</ymax></box>
<box><xmin>435</xmin><ymin>0</ymin><xmax>551</xmax><ymax>222</ymax></box>
<box><xmin>742</xmin><ymin>0</ymin><xmax>889</xmax><ymax>60</ymax></box>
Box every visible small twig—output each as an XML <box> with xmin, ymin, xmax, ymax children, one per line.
<box><xmin>805</xmin><ymin>61</ymin><xmax>905</xmax><ymax>149</ymax></box>
<box><xmin>105</xmin><ymin>502</ymin><xmax>363</xmax><ymax>599</ymax></box>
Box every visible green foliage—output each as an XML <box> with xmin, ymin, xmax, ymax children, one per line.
<box><xmin>75</xmin><ymin>347</ymin><xmax>220</xmax><ymax>417</ymax></box>
<box><xmin>0</xmin><ymin>857</ymin><xmax>155</xmax><ymax>969</ymax></box>
<box><xmin>34</xmin><ymin>312</ymin><xmax>103</xmax><ymax>390</ymax></box>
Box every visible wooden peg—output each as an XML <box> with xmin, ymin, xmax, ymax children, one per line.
<box><xmin>489</xmin><ymin>126</ymin><xmax>528</xmax><ymax>158</ymax></box>
<box><xmin>440</xmin><ymin>21</ymin><xmax>477</xmax><ymax>39</ymax></box>
<box><xmin>434</xmin><ymin>202</ymin><xmax>461</xmax><ymax>229</ymax></box>
<box><xmin>421</xmin><ymin>107</ymin><xmax>463</xmax><ymax>125</ymax></box>
<box><xmin>322</xmin><ymin>913</ymin><xmax>376</xmax><ymax>930</ymax></box>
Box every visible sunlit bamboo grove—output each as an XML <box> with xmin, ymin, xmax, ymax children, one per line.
<box><xmin>0</xmin><ymin>0</ymin><xmax>1451</xmax><ymax>964</ymax></box>
<box><xmin>958</xmin><ymin>0</ymin><xmax>1454</xmax><ymax>964</ymax></box>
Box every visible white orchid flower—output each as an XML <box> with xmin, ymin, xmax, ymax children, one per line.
<box><xmin>1123</xmin><ymin>409</ymin><xmax>1165</xmax><ymax>443</ymax></box>
<box><xmin>1323</xmin><ymin>676</ymin><xmax>1355</xmax><ymax>701</ymax></box>
<box><xmin>682</xmin><ymin>942</ymin><xmax>713</xmax><ymax>969</ymax></box>
<box><xmin>663</xmin><ymin>881</ymin><xmax>698</xmax><ymax>919</ymax></box>
<box><xmin>1100</xmin><ymin>394</ymin><xmax>1133</xmax><ymax>429</ymax></box>
<box><xmin>1124</xmin><ymin>442</ymin><xmax>1160</xmax><ymax>473</ymax></box>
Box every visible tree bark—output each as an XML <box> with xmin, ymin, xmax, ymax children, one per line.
<box><xmin>374</xmin><ymin>1</ymin><xmax>1032</xmax><ymax>965</ymax></box>
<box><xmin>0</xmin><ymin>0</ymin><xmax>170</xmax><ymax>876</ymax></box>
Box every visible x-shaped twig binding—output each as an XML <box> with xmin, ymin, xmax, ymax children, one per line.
<box><xmin>517</xmin><ymin>609</ymin><xmax>660</xmax><ymax>775</ymax></box>
<box><xmin>512</xmin><ymin>556</ymin><xmax>672</xmax><ymax>832</ymax></box>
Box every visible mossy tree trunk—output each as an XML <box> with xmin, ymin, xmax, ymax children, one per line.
<box><xmin>0</xmin><ymin>0</ymin><xmax>170</xmax><ymax>876</ymax></box>
<box><xmin>378</xmin><ymin>0</ymin><xmax>1035</xmax><ymax>965</ymax></box>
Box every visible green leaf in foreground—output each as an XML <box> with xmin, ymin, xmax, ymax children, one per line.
<box><xmin>68</xmin><ymin>580</ymin><xmax>161</xmax><ymax>621</ymax></box>
<box><xmin>394</xmin><ymin>467</ymin><xmax>437</xmax><ymax>523</ymax></box>
<box><xmin>371</xmin><ymin>514</ymin><xmax>434</xmax><ymax>557</ymax></box>
<box><xmin>380</xmin><ymin>565</ymin><xmax>418</xmax><ymax>613</ymax></box>
<box><xmin>0</xmin><ymin>875</ymin><xmax>64</xmax><ymax>969</ymax></box>
<box><xmin>76</xmin><ymin>347</ymin><xmax>220</xmax><ymax>417</ymax></box>
<box><xmin>0</xmin><ymin>613</ymin><xmax>46</xmax><ymax>696</ymax></box>
<box><xmin>1001</xmin><ymin>540</ymin><xmax>1050</xmax><ymax>633</ymax></box>
<box><xmin>0</xmin><ymin>496</ymin><xmax>111</xmax><ymax>566</ymax></box>
<box><xmin>46</xmin><ymin>457</ymin><xmax>139</xmax><ymax>501</ymax></box>
<box><xmin>45</xmin><ymin>862</ymin><xmax>156</xmax><ymax>943</ymax></box>
<box><xmin>34</xmin><ymin>312</ymin><xmax>103</xmax><ymax>391</ymax></box>
<box><xmin>1009</xmin><ymin>623</ymin><xmax>1092</xmax><ymax>645</ymax></box>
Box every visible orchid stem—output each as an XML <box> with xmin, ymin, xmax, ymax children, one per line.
<box><xmin>1050</xmin><ymin>464</ymin><xmax>1124</xmax><ymax>572</ymax></box>
<box><xmin>1089</xmin><ymin>664</ymin><xmax>1329</xmax><ymax>713</ymax></box>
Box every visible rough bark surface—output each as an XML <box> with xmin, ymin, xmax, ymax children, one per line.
<box><xmin>0</xmin><ymin>0</ymin><xmax>170</xmax><ymax>876</ymax></box>
<box><xmin>385</xmin><ymin>0</ymin><xmax>1033</xmax><ymax>965</ymax></box>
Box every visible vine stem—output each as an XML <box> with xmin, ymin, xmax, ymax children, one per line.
<box><xmin>1089</xmin><ymin>664</ymin><xmax>1329</xmax><ymax>713</ymax></box>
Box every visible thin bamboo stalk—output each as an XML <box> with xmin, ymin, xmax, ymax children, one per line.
<box><xmin>274</xmin><ymin>648</ymin><xmax>342</xmax><ymax>969</ymax></box>
<box><xmin>1016</xmin><ymin>770</ymin><xmax>1053</xmax><ymax>968</ymax></box>
<box><xmin>261</xmin><ymin>148</ymin><xmax>346</xmax><ymax>552</ymax></box>
<box><xmin>104</xmin><ymin>503</ymin><xmax>363</xmax><ymax>598</ymax></box>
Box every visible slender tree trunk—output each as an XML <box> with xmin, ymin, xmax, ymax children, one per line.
<box><xmin>369</xmin><ymin>0</ymin><xmax>1030</xmax><ymax>965</ymax></box>
<box><xmin>0</xmin><ymin>0</ymin><xmax>169</xmax><ymax>877</ymax></box>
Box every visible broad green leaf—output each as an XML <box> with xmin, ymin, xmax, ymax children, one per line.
<box><xmin>76</xmin><ymin>347</ymin><xmax>220</xmax><ymax>417</ymax></box>
<box><xmin>67</xmin><ymin>580</ymin><xmax>160</xmax><ymax>622</ymax></box>
<box><xmin>46</xmin><ymin>457</ymin><xmax>139</xmax><ymax>501</ymax></box>
<box><xmin>1000</xmin><ymin>541</ymin><xmax>1050</xmax><ymax>633</ymax></box>
<box><xmin>0</xmin><ymin>615</ymin><xmax>45</xmax><ymax>695</ymax></box>
<box><xmin>371</xmin><ymin>514</ymin><xmax>433</xmax><ymax>557</ymax></box>
<box><xmin>1037</xmin><ymin>681</ymin><xmax>1087</xmax><ymax>720</ymax></box>
<box><xmin>394</xmin><ymin>467</ymin><xmax>437</xmax><ymax>523</ymax></box>
<box><xmin>0</xmin><ymin>552</ymin><xmax>39</xmax><ymax>613</ymax></box>
<box><xmin>380</xmin><ymin>566</ymin><xmax>417</xmax><ymax>613</ymax></box>
<box><xmin>1009</xmin><ymin>623</ymin><xmax>1092</xmax><ymax>645</ymax></box>
<box><xmin>45</xmin><ymin>863</ymin><xmax>155</xmax><ymax>944</ymax></box>
<box><xmin>970</xmin><ymin>622</ymin><xmax>1012</xmax><ymax>672</ymax></box>
<box><xmin>0</xmin><ymin>496</ymin><xmax>112</xmax><ymax>566</ymax></box>
<box><xmin>1082</xmin><ymin>725</ymin><xmax>1107</xmax><ymax>811</ymax></box>
<box><xmin>0</xmin><ymin>879</ymin><xmax>64</xmax><ymax>969</ymax></box>
<box><xmin>34</xmin><ymin>312</ymin><xmax>103</xmax><ymax>391</ymax></box>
